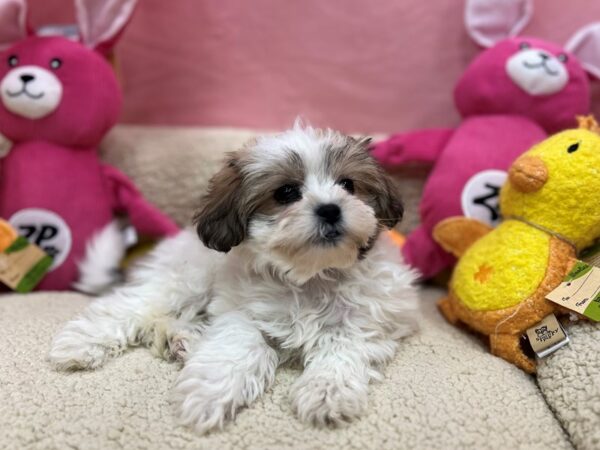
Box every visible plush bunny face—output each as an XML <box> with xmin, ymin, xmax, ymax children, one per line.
<box><xmin>454</xmin><ymin>37</ymin><xmax>590</xmax><ymax>133</ymax></box>
<box><xmin>0</xmin><ymin>36</ymin><xmax>121</xmax><ymax>148</ymax></box>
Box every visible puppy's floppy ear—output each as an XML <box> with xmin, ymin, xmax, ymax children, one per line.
<box><xmin>354</xmin><ymin>136</ymin><xmax>404</xmax><ymax>229</ymax></box>
<box><xmin>374</xmin><ymin>173</ymin><xmax>404</xmax><ymax>229</ymax></box>
<box><xmin>194</xmin><ymin>153</ymin><xmax>249</xmax><ymax>252</ymax></box>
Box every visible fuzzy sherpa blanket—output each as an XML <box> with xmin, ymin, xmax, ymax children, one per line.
<box><xmin>538</xmin><ymin>320</ymin><xmax>600</xmax><ymax>450</ymax></box>
<box><xmin>0</xmin><ymin>288</ymin><xmax>571</xmax><ymax>450</ymax></box>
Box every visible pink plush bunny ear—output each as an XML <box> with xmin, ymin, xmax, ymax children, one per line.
<box><xmin>75</xmin><ymin>0</ymin><xmax>137</xmax><ymax>54</ymax></box>
<box><xmin>0</xmin><ymin>0</ymin><xmax>28</xmax><ymax>50</ymax></box>
<box><xmin>465</xmin><ymin>0</ymin><xmax>533</xmax><ymax>48</ymax></box>
<box><xmin>565</xmin><ymin>23</ymin><xmax>600</xmax><ymax>79</ymax></box>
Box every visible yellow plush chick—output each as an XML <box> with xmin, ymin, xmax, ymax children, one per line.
<box><xmin>433</xmin><ymin>116</ymin><xmax>600</xmax><ymax>373</ymax></box>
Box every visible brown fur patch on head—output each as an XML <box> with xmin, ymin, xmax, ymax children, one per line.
<box><xmin>194</xmin><ymin>147</ymin><xmax>307</xmax><ymax>251</ymax></box>
<box><xmin>326</xmin><ymin>136</ymin><xmax>403</xmax><ymax>228</ymax></box>
<box><xmin>194</xmin><ymin>151</ymin><xmax>251</xmax><ymax>252</ymax></box>
<box><xmin>249</xmin><ymin>150</ymin><xmax>305</xmax><ymax>216</ymax></box>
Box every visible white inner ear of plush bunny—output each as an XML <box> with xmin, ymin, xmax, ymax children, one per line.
<box><xmin>505</xmin><ymin>47</ymin><xmax>569</xmax><ymax>96</ymax></box>
<box><xmin>0</xmin><ymin>65</ymin><xmax>63</xmax><ymax>119</ymax></box>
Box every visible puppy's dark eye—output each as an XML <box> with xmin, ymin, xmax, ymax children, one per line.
<box><xmin>519</xmin><ymin>42</ymin><xmax>530</xmax><ymax>50</ymax></box>
<box><xmin>7</xmin><ymin>55</ymin><xmax>18</xmax><ymax>67</ymax></box>
<box><xmin>338</xmin><ymin>178</ymin><xmax>355</xmax><ymax>194</ymax></box>
<box><xmin>50</xmin><ymin>58</ymin><xmax>62</xmax><ymax>69</ymax></box>
<box><xmin>567</xmin><ymin>142</ymin><xmax>580</xmax><ymax>153</ymax></box>
<box><xmin>274</xmin><ymin>184</ymin><xmax>302</xmax><ymax>204</ymax></box>
<box><xmin>557</xmin><ymin>53</ymin><xmax>568</xmax><ymax>63</ymax></box>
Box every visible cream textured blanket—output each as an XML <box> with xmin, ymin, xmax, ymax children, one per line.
<box><xmin>538</xmin><ymin>321</ymin><xmax>600</xmax><ymax>450</ymax></box>
<box><xmin>0</xmin><ymin>289</ymin><xmax>570</xmax><ymax>450</ymax></box>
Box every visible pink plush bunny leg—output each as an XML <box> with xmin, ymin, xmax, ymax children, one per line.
<box><xmin>401</xmin><ymin>225</ymin><xmax>456</xmax><ymax>280</ymax></box>
<box><xmin>103</xmin><ymin>165</ymin><xmax>179</xmax><ymax>238</ymax></box>
<box><xmin>371</xmin><ymin>128</ymin><xmax>454</xmax><ymax>169</ymax></box>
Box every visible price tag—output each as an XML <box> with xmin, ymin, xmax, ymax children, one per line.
<box><xmin>546</xmin><ymin>261</ymin><xmax>600</xmax><ymax>321</ymax></box>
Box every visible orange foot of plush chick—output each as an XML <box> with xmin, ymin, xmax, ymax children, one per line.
<box><xmin>490</xmin><ymin>333</ymin><xmax>535</xmax><ymax>373</ymax></box>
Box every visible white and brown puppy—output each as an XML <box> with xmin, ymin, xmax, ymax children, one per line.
<box><xmin>49</xmin><ymin>123</ymin><xmax>420</xmax><ymax>433</ymax></box>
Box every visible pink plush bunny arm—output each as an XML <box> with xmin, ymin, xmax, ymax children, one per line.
<box><xmin>103</xmin><ymin>164</ymin><xmax>180</xmax><ymax>237</ymax></box>
<box><xmin>370</xmin><ymin>128</ymin><xmax>454</xmax><ymax>168</ymax></box>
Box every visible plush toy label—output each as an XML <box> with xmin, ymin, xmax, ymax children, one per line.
<box><xmin>525</xmin><ymin>314</ymin><xmax>569</xmax><ymax>358</ymax></box>
<box><xmin>546</xmin><ymin>261</ymin><xmax>600</xmax><ymax>321</ymax></box>
<box><xmin>0</xmin><ymin>219</ymin><xmax>52</xmax><ymax>292</ymax></box>
<box><xmin>461</xmin><ymin>170</ymin><xmax>508</xmax><ymax>227</ymax></box>
<box><xmin>9</xmin><ymin>208</ymin><xmax>72</xmax><ymax>271</ymax></box>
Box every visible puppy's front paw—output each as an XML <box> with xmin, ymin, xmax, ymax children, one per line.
<box><xmin>173</xmin><ymin>351</ymin><xmax>276</xmax><ymax>434</ymax></box>
<box><xmin>290</xmin><ymin>373</ymin><xmax>368</xmax><ymax>427</ymax></box>
<box><xmin>172</xmin><ymin>372</ymin><xmax>236</xmax><ymax>434</ymax></box>
<box><xmin>48</xmin><ymin>329</ymin><xmax>111</xmax><ymax>371</ymax></box>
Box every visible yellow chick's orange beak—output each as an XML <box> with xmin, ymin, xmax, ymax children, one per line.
<box><xmin>508</xmin><ymin>155</ymin><xmax>548</xmax><ymax>193</ymax></box>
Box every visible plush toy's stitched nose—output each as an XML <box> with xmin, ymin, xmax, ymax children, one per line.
<box><xmin>20</xmin><ymin>74</ymin><xmax>34</xmax><ymax>83</ymax></box>
<box><xmin>508</xmin><ymin>156</ymin><xmax>548</xmax><ymax>193</ymax></box>
<box><xmin>539</xmin><ymin>52</ymin><xmax>549</xmax><ymax>60</ymax></box>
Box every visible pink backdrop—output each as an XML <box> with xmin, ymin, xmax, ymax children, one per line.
<box><xmin>29</xmin><ymin>0</ymin><xmax>600</xmax><ymax>133</ymax></box>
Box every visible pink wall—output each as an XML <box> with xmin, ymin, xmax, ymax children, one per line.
<box><xmin>29</xmin><ymin>0</ymin><xmax>600</xmax><ymax>133</ymax></box>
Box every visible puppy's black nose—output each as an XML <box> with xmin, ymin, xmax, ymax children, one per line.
<box><xmin>316</xmin><ymin>203</ymin><xmax>341</xmax><ymax>225</ymax></box>
<box><xmin>20</xmin><ymin>74</ymin><xmax>34</xmax><ymax>83</ymax></box>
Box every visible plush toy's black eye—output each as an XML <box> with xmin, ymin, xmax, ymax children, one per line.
<box><xmin>274</xmin><ymin>184</ymin><xmax>302</xmax><ymax>204</ymax></box>
<box><xmin>50</xmin><ymin>58</ymin><xmax>62</xmax><ymax>69</ymax></box>
<box><xmin>567</xmin><ymin>142</ymin><xmax>580</xmax><ymax>153</ymax></box>
<box><xmin>338</xmin><ymin>178</ymin><xmax>355</xmax><ymax>194</ymax></box>
<box><xmin>519</xmin><ymin>42</ymin><xmax>530</xmax><ymax>50</ymax></box>
<box><xmin>557</xmin><ymin>53</ymin><xmax>568</xmax><ymax>63</ymax></box>
<box><xmin>8</xmin><ymin>55</ymin><xmax>18</xmax><ymax>67</ymax></box>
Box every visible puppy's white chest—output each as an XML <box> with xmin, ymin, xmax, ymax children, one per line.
<box><xmin>251</xmin><ymin>290</ymin><xmax>354</xmax><ymax>350</ymax></box>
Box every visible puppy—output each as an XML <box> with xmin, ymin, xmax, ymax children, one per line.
<box><xmin>49</xmin><ymin>123</ymin><xmax>420</xmax><ymax>433</ymax></box>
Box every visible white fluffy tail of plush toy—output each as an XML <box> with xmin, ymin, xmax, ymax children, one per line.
<box><xmin>73</xmin><ymin>220</ymin><xmax>128</xmax><ymax>295</ymax></box>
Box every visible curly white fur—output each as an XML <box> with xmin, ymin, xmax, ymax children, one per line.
<box><xmin>73</xmin><ymin>220</ymin><xmax>127</xmax><ymax>295</ymax></box>
<box><xmin>49</xmin><ymin>125</ymin><xmax>420</xmax><ymax>434</ymax></box>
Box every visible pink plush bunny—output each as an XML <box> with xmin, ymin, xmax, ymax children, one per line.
<box><xmin>372</xmin><ymin>0</ymin><xmax>600</xmax><ymax>280</ymax></box>
<box><xmin>0</xmin><ymin>0</ymin><xmax>179</xmax><ymax>292</ymax></box>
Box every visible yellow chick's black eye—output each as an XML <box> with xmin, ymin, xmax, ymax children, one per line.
<box><xmin>567</xmin><ymin>142</ymin><xmax>580</xmax><ymax>153</ymax></box>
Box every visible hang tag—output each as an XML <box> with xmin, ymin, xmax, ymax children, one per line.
<box><xmin>546</xmin><ymin>261</ymin><xmax>600</xmax><ymax>321</ymax></box>
<box><xmin>0</xmin><ymin>220</ymin><xmax>52</xmax><ymax>292</ymax></box>
<box><xmin>525</xmin><ymin>314</ymin><xmax>570</xmax><ymax>358</ymax></box>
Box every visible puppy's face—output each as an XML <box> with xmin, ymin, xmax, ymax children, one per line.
<box><xmin>195</xmin><ymin>125</ymin><xmax>403</xmax><ymax>284</ymax></box>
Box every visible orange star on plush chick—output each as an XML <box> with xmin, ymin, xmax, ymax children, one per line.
<box><xmin>474</xmin><ymin>264</ymin><xmax>493</xmax><ymax>283</ymax></box>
